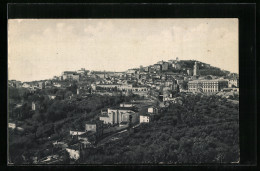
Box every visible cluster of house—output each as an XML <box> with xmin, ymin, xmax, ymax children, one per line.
<box><xmin>187</xmin><ymin>78</ymin><xmax>239</xmax><ymax>93</ymax></box>
<box><xmin>9</xmin><ymin>57</ymin><xmax>239</xmax><ymax>103</ymax></box>
<box><xmin>62</xmin><ymin>102</ymin><xmax>160</xmax><ymax>161</ymax></box>
<box><xmin>63</xmin><ymin>120</ymin><xmax>103</xmax><ymax>160</ymax></box>
<box><xmin>99</xmin><ymin>103</ymin><xmax>139</xmax><ymax>126</ymax></box>
<box><xmin>8</xmin><ymin>80</ymin><xmax>22</xmax><ymax>88</ymax></box>
<box><xmin>139</xmin><ymin>107</ymin><xmax>159</xmax><ymax>123</ymax></box>
<box><xmin>53</xmin><ymin>68</ymin><xmax>88</xmax><ymax>82</ymax></box>
<box><xmin>92</xmin><ymin>83</ymin><xmax>151</xmax><ymax>97</ymax></box>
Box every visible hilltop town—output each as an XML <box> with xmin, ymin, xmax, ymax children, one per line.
<box><xmin>8</xmin><ymin>58</ymin><xmax>239</xmax><ymax>164</ymax></box>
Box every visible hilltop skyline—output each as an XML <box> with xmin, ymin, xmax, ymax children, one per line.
<box><xmin>9</xmin><ymin>59</ymin><xmax>234</xmax><ymax>83</ymax></box>
<box><xmin>8</xmin><ymin>19</ymin><xmax>238</xmax><ymax>82</ymax></box>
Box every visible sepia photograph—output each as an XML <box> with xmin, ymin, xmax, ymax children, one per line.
<box><xmin>8</xmin><ymin>18</ymin><xmax>240</xmax><ymax>165</ymax></box>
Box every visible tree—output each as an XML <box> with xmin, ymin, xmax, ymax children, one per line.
<box><xmin>54</xmin><ymin>123</ymin><xmax>63</xmax><ymax>138</ymax></box>
<box><xmin>62</xmin><ymin>151</ymin><xmax>71</xmax><ymax>164</ymax></box>
<box><xmin>65</xmin><ymin>91</ymin><xmax>73</xmax><ymax>99</ymax></box>
<box><xmin>9</xmin><ymin>87</ymin><xmax>21</xmax><ymax>101</ymax></box>
<box><xmin>205</xmin><ymin>75</ymin><xmax>213</xmax><ymax>80</ymax></box>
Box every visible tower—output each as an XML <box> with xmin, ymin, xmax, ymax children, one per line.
<box><xmin>193</xmin><ymin>61</ymin><xmax>199</xmax><ymax>76</ymax></box>
<box><xmin>32</xmin><ymin>102</ymin><xmax>36</xmax><ymax>111</ymax></box>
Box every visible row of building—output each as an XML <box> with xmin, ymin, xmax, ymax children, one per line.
<box><xmin>187</xmin><ymin>78</ymin><xmax>239</xmax><ymax>93</ymax></box>
<box><xmin>128</xmin><ymin>57</ymin><xmax>199</xmax><ymax>76</ymax></box>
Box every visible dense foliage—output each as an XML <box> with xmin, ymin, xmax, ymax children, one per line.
<box><xmin>8</xmin><ymin>87</ymin><xmax>129</xmax><ymax>164</ymax></box>
<box><xmin>80</xmin><ymin>94</ymin><xmax>239</xmax><ymax>164</ymax></box>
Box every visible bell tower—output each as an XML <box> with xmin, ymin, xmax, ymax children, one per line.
<box><xmin>193</xmin><ymin>61</ymin><xmax>199</xmax><ymax>76</ymax></box>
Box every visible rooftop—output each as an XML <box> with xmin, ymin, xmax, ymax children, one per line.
<box><xmin>109</xmin><ymin>106</ymin><xmax>138</xmax><ymax>112</ymax></box>
<box><xmin>100</xmin><ymin>114</ymin><xmax>109</xmax><ymax>118</ymax></box>
<box><xmin>63</xmin><ymin>71</ymin><xmax>77</xmax><ymax>74</ymax></box>
<box><xmin>188</xmin><ymin>79</ymin><xmax>228</xmax><ymax>83</ymax></box>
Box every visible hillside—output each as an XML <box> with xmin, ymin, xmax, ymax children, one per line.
<box><xmin>79</xmin><ymin>93</ymin><xmax>239</xmax><ymax>164</ymax></box>
<box><xmin>136</xmin><ymin>59</ymin><xmax>231</xmax><ymax>77</ymax></box>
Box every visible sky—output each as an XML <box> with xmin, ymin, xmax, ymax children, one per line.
<box><xmin>8</xmin><ymin>19</ymin><xmax>238</xmax><ymax>82</ymax></box>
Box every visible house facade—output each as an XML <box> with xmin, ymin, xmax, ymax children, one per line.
<box><xmin>99</xmin><ymin>107</ymin><xmax>138</xmax><ymax>125</ymax></box>
<box><xmin>188</xmin><ymin>79</ymin><xmax>228</xmax><ymax>93</ymax></box>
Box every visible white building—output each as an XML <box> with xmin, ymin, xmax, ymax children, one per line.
<box><xmin>22</xmin><ymin>83</ymin><xmax>30</xmax><ymax>88</ymax></box>
<box><xmin>120</xmin><ymin>103</ymin><xmax>135</xmax><ymax>108</ymax></box>
<box><xmin>193</xmin><ymin>61</ymin><xmax>199</xmax><ymax>76</ymax></box>
<box><xmin>228</xmin><ymin>78</ymin><xmax>239</xmax><ymax>88</ymax></box>
<box><xmin>100</xmin><ymin>107</ymin><xmax>138</xmax><ymax>125</ymax></box>
<box><xmin>66</xmin><ymin>148</ymin><xmax>80</xmax><ymax>160</ymax></box>
<box><xmin>8</xmin><ymin>123</ymin><xmax>16</xmax><ymax>129</ymax></box>
<box><xmin>148</xmin><ymin>107</ymin><xmax>158</xmax><ymax>114</ymax></box>
<box><xmin>48</xmin><ymin>95</ymin><xmax>56</xmax><ymax>100</ymax></box>
<box><xmin>69</xmin><ymin>130</ymin><xmax>85</xmax><ymax>136</ymax></box>
<box><xmin>32</xmin><ymin>102</ymin><xmax>36</xmax><ymax>111</ymax></box>
<box><xmin>140</xmin><ymin>114</ymin><xmax>152</xmax><ymax>123</ymax></box>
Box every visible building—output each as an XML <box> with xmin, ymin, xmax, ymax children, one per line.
<box><xmin>22</xmin><ymin>82</ymin><xmax>31</xmax><ymax>88</ymax></box>
<box><xmin>148</xmin><ymin>107</ymin><xmax>158</xmax><ymax>114</ymax></box>
<box><xmin>131</xmin><ymin>86</ymin><xmax>150</xmax><ymax>97</ymax></box>
<box><xmin>32</xmin><ymin>102</ymin><xmax>36</xmax><ymax>111</ymax></box>
<box><xmin>188</xmin><ymin>79</ymin><xmax>228</xmax><ymax>93</ymax></box>
<box><xmin>121</xmin><ymin>112</ymin><xmax>138</xmax><ymax>123</ymax></box>
<box><xmin>149</xmin><ymin>66</ymin><xmax>155</xmax><ymax>73</ymax></box>
<box><xmin>76</xmin><ymin>68</ymin><xmax>86</xmax><ymax>75</ymax></box>
<box><xmin>140</xmin><ymin>114</ymin><xmax>153</xmax><ymax>123</ymax></box>
<box><xmin>53</xmin><ymin>82</ymin><xmax>61</xmax><ymax>88</ymax></box>
<box><xmin>96</xmin><ymin>84</ymin><xmax>150</xmax><ymax>96</ymax></box>
<box><xmin>9</xmin><ymin>80</ymin><xmax>22</xmax><ymax>88</ymax></box>
<box><xmin>187</xmin><ymin>69</ymin><xmax>193</xmax><ymax>76</ymax></box>
<box><xmin>62</xmin><ymin>71</ymin><xmax>75</xmax><ymax>80</ymax></box>
<box><xmin>8</xmin><ymin>123</ymin><xmax>16</xmax><ymax>129</ymax></box>
<box><xmin>222</xmin><ymin>87</ymin><xmax>239</xmax><ymax>92</ymax></box>
<box><xmin>69</xmin><ymin>130</ymin><xmax>85</xmax><ymax>136</ymax></box>
<box><xmin>85</xmin><ymin>120</ymin><xmax>103</xmax><ymax>138</ymax></box>
<box><xmin>162</xmin><ymin>62</ymin><xmax>169</xmax><ymax>71</ymax></box>
<box><xmin>66</xmin><ymin>146</ymin><xmax>80</xmax><ymax>160</ymax></box>
<box><xmin>38</xmin><ymin>82</ymin><xmax>45</xmax><ymax>89</ymax></box>
<box><xmin>78</xmin><ymin>131</ymin><xmax>96</xmax><ymax>145</ymax></box>
<box><xmin>172</xmin><ymin>63</ymin><xmax>181</xmax><ymax>70</ymax></box>
<box><xmin>99</xmin><ymin>107</ymin><xmax>138</xmax><ymax>125</ymax></box>
<box><xmin>193</xmin><ymin>61</ymin><xmax>199</xmax><ymax>76</ymax></box>
<box><xmin>127</xmin><ymin>69</ymin><xmax>138</xmax><ymax>74</ymax></box>
<box><xmin>168</xmin><ymin>59</ymin><xmax>175</xmax><ymax>64</ymax></box>
<box><xmin>157</xmin><ymin>60</ymin><xmax>164</xmax><ymax>65</ymax></box>
<box><xmin>117</xmin><ymin>84</ymin><xmax>133</xmax><ymax>91</ymax></box>
<box><xmin>72</xmin><ymin>74</ymin><xmax>80</xmax><ymax>82</ymax></box>
<box><xmin>154</xmin><ymin>64</ymin><xmax>162</xmax><ymax>72</ymax></box>
<box><xmin>175</xmin><ymin>78</ymin><xmax>184</xmax><ymax>85</ymax></box>
<box><xmin>62</xmin><ymin>71</ymin><xmax>80</xmax><ymax>81</ymax></box>
<box><xmin>228</xmin><ymin>78</ymin><xmax>239</xmax><ymax>88</ymax></box>
<box><xmin>144</xmin><ymin>66</ymin><xmax>149</xmax><ymax>72</ymax></box>
<box><xmin>48</xmin><ymin>95</ymin><xmax>56</xmax><ymax>100</ymax></box>
<box><xmin>120</xmin><ymin>103</ymin><xmax>135</xmax><ymax>108</ymax></box>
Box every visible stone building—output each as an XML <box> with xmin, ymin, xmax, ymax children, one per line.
<box><xmin>188</xmin><ymin>79</ymin><xmax>228</xmax><ymax>93</ymax></box>
<box><xmin>193</xmin><ymin>61</ymin><xmax>199</xmax><ymax>76</ymax></box>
